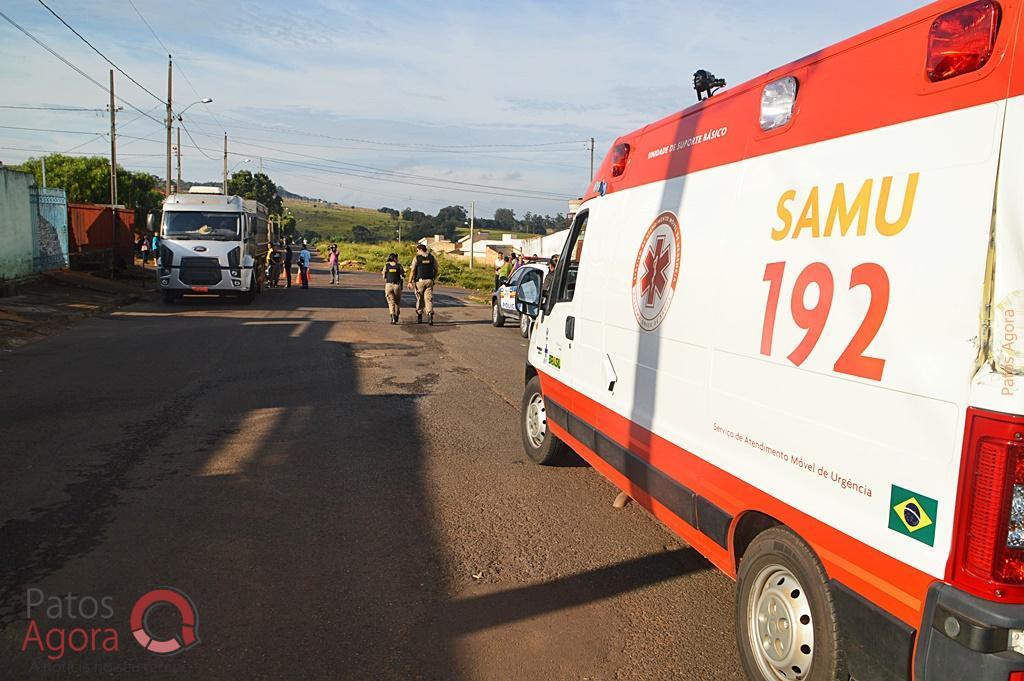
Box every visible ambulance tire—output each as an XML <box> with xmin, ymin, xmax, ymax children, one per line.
<box><xmin>519</xmin><ymin>314</ymin><xmax>531</xmax><ymax>338</ymax></box>
<box><xmin>492</xmin><ymin>302</ymin><xmax>506</xmax><ymax>327</ymax></box>
<box><xmin>521</xmin><ymin>375</ymin><xmax>568</xmax><ymax>465</ymax></box>
<box><xmin>735</xmin><ymin>526</ymin><xmax>847</xmax><ymax>681</ymax></box>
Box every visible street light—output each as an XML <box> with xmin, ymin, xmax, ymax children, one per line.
<box><xmin>176</xmin><ymin>97</ymin><xmax>213</xmax><ymax>121</ymax></box>
<box><xmin>229</xmin><ymin>158</ymin><xmax>251</xmax><ymax>172</ymax></box>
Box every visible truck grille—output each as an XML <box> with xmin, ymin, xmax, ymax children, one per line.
<box><xmin>179</xmin><ymin>257</ymin><xmax>222</xmax><ymax>285</ymax></box>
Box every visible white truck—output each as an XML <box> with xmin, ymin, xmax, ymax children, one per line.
<box><xmin>155</xmin><ymin>187</ymin><xmax>268</xmax><ymax>304</ymax></box>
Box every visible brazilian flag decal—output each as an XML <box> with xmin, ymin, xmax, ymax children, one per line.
<box><xmin>888</xmin><ymin>485</ymin><xmax>938</xmax><ymax>547</ymax></box>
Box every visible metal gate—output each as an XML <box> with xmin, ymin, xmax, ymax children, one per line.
<box><xmin>29</xmin><ymin>187</ymin><xmax>69</xmax><ymax>272</ymax></box>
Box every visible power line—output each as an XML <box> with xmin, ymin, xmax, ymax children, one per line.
<box><xmin>125</xmin><ymin>0</ymin><xmax>228</xmax><ymax>135</ymax></box>
<box><xmin>192</xmin><ymin>112</ymin><xmax>586</xmax><ymax>150</ymax></box>
<box><xmin>126</xmin><ymin>0</ymin><xmax>169</xmax><ymax>53</ymax></box>
<box><xmin>220</xmin><ymin>138</ymin><xmax>574</xmax><ymax>197</ymax></box>
<box><xmin>35</xmin><ymin>0</ymin><xmax>165</xmax><ymax>106</ymax></box>
<box><xmin>0</xmin><ymin>105</ymin><xmax>106</xmax><ymax>112</ymax></box>
<box><xmin>178</xmin><ymin>122</ymin><xmax>217</xmax><ymax>160</ymax></box>
<box><xmin>0</xmin><ymin>10</ymin><xmax>163</xmax><ymax>125</ymax></box>
<box><xmin>0</xmin><ymin>124</ymin><xmax>102</xmax><ymax>135</ymax></box>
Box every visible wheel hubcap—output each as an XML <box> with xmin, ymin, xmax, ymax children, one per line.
<box><xmin>525</xmin><ymin>393</ymin><xmax>546</xmax><ymax>448</ymax></box>
<box><xmin>748</xmin><ymin>566</ymin><xmax>814</xmax><ymax>681</ymax></box>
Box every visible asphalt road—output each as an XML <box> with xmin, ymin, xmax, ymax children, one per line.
<box><xmin>0</xmin><ymin>260</ymin><xmax>744</xmax><ymax>680</ymax></box>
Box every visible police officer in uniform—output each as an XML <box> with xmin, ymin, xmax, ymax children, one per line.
<box><xmin>382</xmin><ymin>253</ymin><xmax>405</xmax><ymax>324</ymax></box>
<box><xmin>408</xmin><ymin>243</ymin><xmax>439</xmax><ymax>325</ymax></box>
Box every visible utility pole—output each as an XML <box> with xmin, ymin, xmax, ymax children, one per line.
<box><xmin>259</xmin><ymin>157</ymin><xmax>263</xmax><ymax>175</ymax></box>
<box><xmin>589</xmin><ymin>137</ymin><xmax>595</xmax><ymax>182</ymax></box>
<box><xmin>165</xmin><ymin>55</ymin><xmax>172</xmax><ymax>196</ymax></box>
<box><xmin>109</xmin><ymin>69</ymin><xmax>117</xmax><ymax>205</ymax></box>
<box><xmin>175</xmin><ymin>126</ymin><xmax>182</xmax><ymax>192</ymax></box>
<box><xmin>41</xmin><ymin>156</ymin><xmax>46</xmax><ymax>189</ymax></box>
<box><xmin>222</xmin><ymin>133</ymin><xmax>228</xmax><ymax>194</ymax></box>
<box><xmin>469</xmin><ymin>201</ymin><xmax>475</xmax><ymax>269</ymax></box>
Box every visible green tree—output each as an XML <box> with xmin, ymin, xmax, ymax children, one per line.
<box><xmin>228</xmin><ymin>171</ymin><xmax>283</xmax><ymax>215</ymax></box>
<box><xmin>494</xmin><ymin>208</ymin><xmax>517</xmax><ymax>230</ymax></box>
<box><xmin>16</xmin><ymin>154</ymin><xmax>162</xmax><ymax>225</ymax></box>
<box><xmin>351</xmin><ymin>225</ymin><xmax>373</xmax><ymax>243</ymax></box>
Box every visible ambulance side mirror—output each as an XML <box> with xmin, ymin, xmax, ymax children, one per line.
<box><xmin>146</xmin><ymin>213</ymin><xmax>158</xmax><ymax>232</ymax></box>
<box><xmin>516</xmin><ymin>270</ymin><xmax>543</xmax><ymax>318</ymax></box>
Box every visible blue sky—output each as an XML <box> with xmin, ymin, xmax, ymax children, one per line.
<box><xmin>1</xmin><ymin>0</ymin><xmax>921</xmax><ymax>218</ymax></box>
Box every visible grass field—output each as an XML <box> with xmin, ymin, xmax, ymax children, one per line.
<box><xmin>317</xmin><ymin>241</ymin><xmax>494</xmax><ymax>291</ymax></box>
<box><xmin>285</xmin><ymin>199</ymin><xmax>409</xmax><ymax>241</ymax></box>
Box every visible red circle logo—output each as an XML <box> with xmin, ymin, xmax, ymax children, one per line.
<box><xmin>631</xmin><ymin>212</ymin><xmax>682</xmax><ymax>331</ymax></box>
<box><xmin>129</xmin><ymin>587</ymin><xmax>200</xmax><ymax>656</ymax></box>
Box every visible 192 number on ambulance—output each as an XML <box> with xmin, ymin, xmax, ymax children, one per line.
<box><xmin>760</xmin><ymin>261</ymin><xmax>889</xmax><ymax>381</ymax></box>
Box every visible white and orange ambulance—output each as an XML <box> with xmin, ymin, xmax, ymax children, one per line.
<box><xmin>514</xmin><ymin>2</ymin><xmax>1024</xmax><ymax>679</ymax></box>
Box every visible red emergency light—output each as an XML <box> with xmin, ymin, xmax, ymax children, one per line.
<box><xmin>926</xmin><ymin>0</ymin><xmax>1001</xmax><ymax>82</ymax></box>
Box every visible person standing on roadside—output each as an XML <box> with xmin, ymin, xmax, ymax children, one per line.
<box><xmin>497</xmin><ymin>252</ymin><xmax>513</xmax><ymax>288</ymax></box>
<box><xmin>268</xmin><ymin>241</ymin><xmax>282</xmax><ymax>287</ymax></box>
<box><xmin>151</xmin><ymin>232</ymin><xmax>160</xmax><ymax>259</ymax></box>
<box><xmin>493</xmin><ymin>253</ymin><xmax>506</xmax><ymax>291</ymax></box>
<box><xmin>140</xmin><ymin>236</ymin><xmax>151</xmax><ymax>266</ymax></box>
<box><xmin>328</xmin><ymin>243</ymin><xmax>341</xmax><ymax>284</ymax></box>
<box><xmin>298</xmin><ymin>242</ymin><xmax>312</xmax><ymax>289</ymax></box>
<box><xmin>382</xmin><ymin>252</ymin><xmax>405</xmax><ymax>324</ymax></box>
<box><xmin>284</xmin><ymin>239</ymin><xmax>294</xmax><ymax>288</ymax></box>
<box><xmin>408</xmin><ymin>243</ymin><xmax>439</xmax><ymax>325</ymax></box>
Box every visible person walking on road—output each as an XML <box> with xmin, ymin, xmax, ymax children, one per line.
<box><xmin>382</xmin><ymin>252</ymin><xmax>405</xmax><ymax>324</ymax></box>
<box><xmin>408</xmin><ymin>243</ymin><xmax>438</xmax><ymax>325</ymax></box>
<box><xmin>284</xmin><ymin>239</ymin><xmax>294</xmax><ymax>288</ymax></box>
<box><xmin>328</xmin><ymin>244</ymin><xmax>341</xmax><ymax>284</ymax></box>
<box><xmin>298</xmin><ymin>243</ymin><xmax>312</xmax><ymax>289</ymax></box>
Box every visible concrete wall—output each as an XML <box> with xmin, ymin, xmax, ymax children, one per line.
<box><xmin>0</xmin><ymin>169</ymin><xmax>36</xmax><ymax>280</ymax></box>
<box><xmin>521</xmin><ymin>229</ymin><xmax>569</xmax><ymax>259</ymax></box>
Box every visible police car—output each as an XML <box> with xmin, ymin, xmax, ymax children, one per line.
<box><xmin>491</xmin><ymin>261</ymin><xmax>548</xmax><ymax>337</ymax></box>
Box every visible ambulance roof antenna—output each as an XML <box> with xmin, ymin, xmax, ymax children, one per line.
<box><xmin>693</xmin><ymin>70</ymin><xmax>727</xmax><ymax>101</ymax></box>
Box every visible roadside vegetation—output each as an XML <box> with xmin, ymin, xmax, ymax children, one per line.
<box><xmin>316</xmin><ymin>241</ymin><xmax>493</xmax><ymax>290</ymax></box>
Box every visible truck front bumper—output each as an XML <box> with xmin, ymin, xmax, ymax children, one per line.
<box><xmin>915</xmin><ymin>582</ymin><xmax>1024</xmax><ymax>680</ymax></box>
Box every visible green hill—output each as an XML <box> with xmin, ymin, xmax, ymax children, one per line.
<box><xmin>285</xmin><ymin>199</ymin><xmax>410</xmax><ymax>241</ymax></box>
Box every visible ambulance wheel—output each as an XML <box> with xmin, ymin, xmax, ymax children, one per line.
<box><xmin>492</xmin><ymin>302</ymin><xmax>506</xmax><ymax>327</ymax></box>
<box><xmin>521</xmin><ymin>376</ymin><xmax>568</xmax><ymax>465</ymax></box>
<box><xmin>519</xmin><ymin>314</ymin><xmax>531</xmax><ymax>338</ymax></box>
<box><xmin>735</xmin><ymin>527</ymin><xmax>847</xmax><ymax>681</ymax></box>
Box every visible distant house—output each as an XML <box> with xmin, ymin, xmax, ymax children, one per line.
<box><xmin>417</xmin><ymin>234</ymin><xmax>458</xmax><ymax>253</ymax></box>
<box><xmin>455</xmin><ymin>232</ymin><xmax>526</xmax><ymax>262</ymax></box>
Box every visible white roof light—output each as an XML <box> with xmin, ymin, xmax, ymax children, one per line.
<box><xmin>760</xmin><ymin>76</ymin><xmax>798</xmax><ymax>132</ymax></box>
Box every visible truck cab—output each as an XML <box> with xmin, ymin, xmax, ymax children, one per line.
<box><xmin>156</xmin><ymin>187</ymin><xmax>268</xmax><ymax>304</ymax></box>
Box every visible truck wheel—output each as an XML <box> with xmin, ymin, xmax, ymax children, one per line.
<box><xmin>240</xmin><ymin>274</ymin><xmax>256</xmax><ymax>305</ymax></box>
<box><xmin>519</xmin><ymin>314</ymin><xmax>531</xmax><ymax>338</ymax></box>
<box><xmin>492</xmin><ymin>302</ymin><xmax>506</xmax><ymax>327</ymax></box>
<box><xmin>520</xmin><ymin>375</ymin><xmax>568</xmax><ymax>465</ymax></box>
<box><xmin>735</xmin><ymin>526</ymin><xmax>847</xmax><ymax>681</ymax></box>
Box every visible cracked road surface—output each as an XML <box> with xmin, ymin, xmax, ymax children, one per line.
<box><xmin>0</xmin><ymin>264</ymin><xmax>743</xmax><ymax>680</ymax></box>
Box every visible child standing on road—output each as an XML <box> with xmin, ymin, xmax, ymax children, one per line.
<box><xmin>328</xmin><ymin>244</ymin><xmax>340</xmax><ymax>284</ymax></box>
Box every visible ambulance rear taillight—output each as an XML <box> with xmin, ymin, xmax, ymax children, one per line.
<box><xmin>952</xmin><ymin>409</ymin><xmax>1024</xmax><ymax>601</ymax></box>
<box><xmin>926</xmin><ymin>0</ymin><xmax>1001</xmax><ymax>82</ymax></box>
<box><xmin>611</xmin><ymin>143</ymin><xmax>631</xmax><ymax>177</ymax></box>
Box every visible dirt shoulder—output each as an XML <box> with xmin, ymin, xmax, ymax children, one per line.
<box><xmin>0</xmin><ymin>269</ymin><xmax>157</xmax><ymax>350</ymax></box>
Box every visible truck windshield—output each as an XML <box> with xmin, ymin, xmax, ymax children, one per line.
<box><xmin>163</xmin><ymin>212</ymin><xmax>240</xmax><ymax>240</ymax></box>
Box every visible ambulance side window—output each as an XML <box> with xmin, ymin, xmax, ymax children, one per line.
<box><xmin>554</xmin><ymin>213</ymin><xmax>588</xmax><ymax>304</ymax></box>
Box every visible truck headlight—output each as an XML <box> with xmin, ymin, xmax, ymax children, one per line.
<box><xmin>230</xmin><ymin>268</ymin><xmax>241</xmax><ymax>278</ymax></box>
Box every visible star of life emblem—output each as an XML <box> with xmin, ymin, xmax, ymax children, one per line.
<box><xmin>631</xmin><ymin>212</ymin><xmax>681</xmax><ymax>331</ymax></box>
